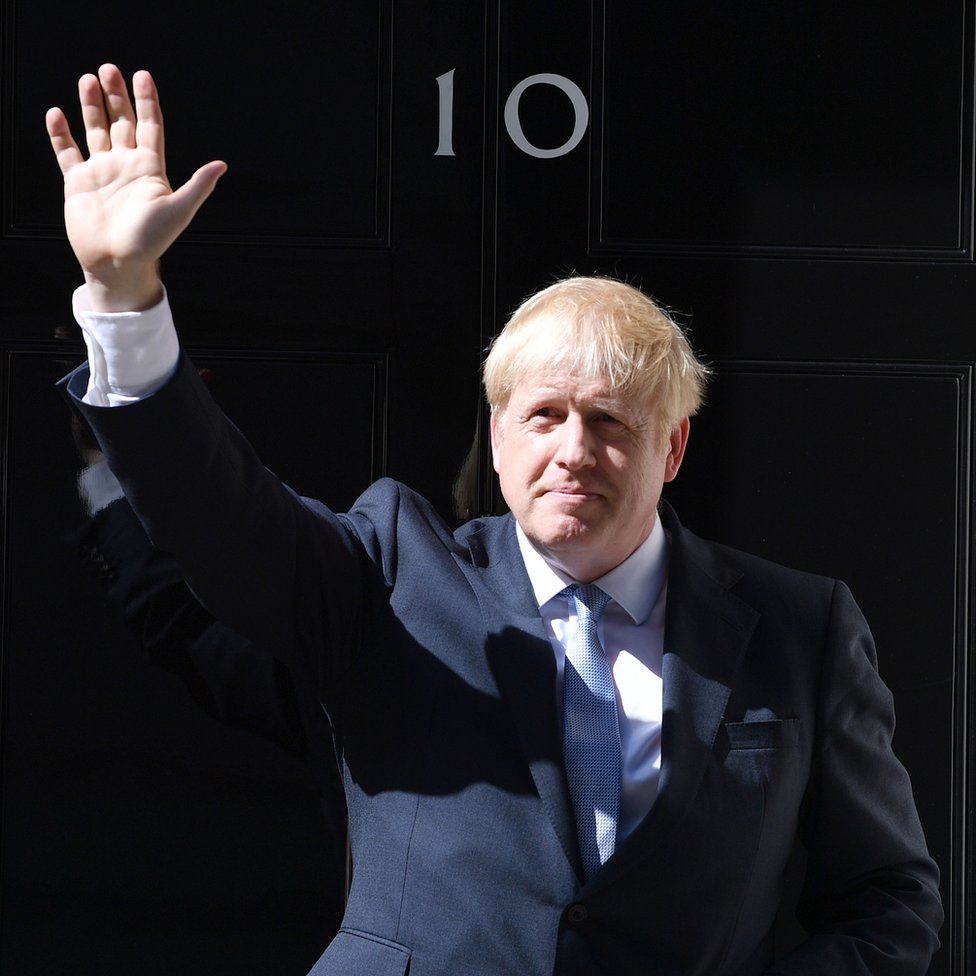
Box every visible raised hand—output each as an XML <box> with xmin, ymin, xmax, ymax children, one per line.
<box><xmin>46</xmin><ymin>64</ymin><xmax>226</xmax><ymax>311</ymax></box>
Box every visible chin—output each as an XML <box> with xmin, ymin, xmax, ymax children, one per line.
<box><xmin>532</xmin><ymin>516</ymin><xmax>599</xmax><ymax>552</ymax></box>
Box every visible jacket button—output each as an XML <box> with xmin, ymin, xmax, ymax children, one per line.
<box><xmin>566</xmin><ymin>903</ymin><xmax>589</xmax><ymax>927</ymax></box>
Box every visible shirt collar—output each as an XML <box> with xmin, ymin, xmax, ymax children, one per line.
<box><xmin>515</xmin><ymin>514</ymin><xmax>668</xmax><ymax>625</ymax></box>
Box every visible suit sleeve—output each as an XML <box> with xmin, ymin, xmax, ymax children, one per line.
<box><xmin>768</xmin><ymin>580</ymin><xmax>943</xmax><ymax>975</ymax></box>
<box><xmin>60</xmin><ymin>351</ymin><xmax>388</xmax><ymax>716</ymax></box>
<box><xmin>73</xmin><ymin>498</ymin><xmax>313</xmax><ymax>756</ymax></box>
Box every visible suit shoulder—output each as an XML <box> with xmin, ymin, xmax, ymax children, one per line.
<box><xmin>349</xmin><ymin>478</ymin><xmax>451</xmax><ymax>533</ymax></box>
<box><xmin>453</xmin><ymin>512</ymin><xmax>510</xmax><ymax>542</ymax></box>
<box><xmin>712</xmin><ymin>536</ymin><xmax>834</xmax><ymax>590</ymax></box>
<box><xmin>339</xmin><ymin>479</ymin><xmax>461</xmax><ymax>574</ymax></box>
<box><xmin>300</xmin><ymin>477</ymin><xmax>455</xmax><ymax>546</ymax></box>
<box><xmin>674</xmin><ymin>518</ymin><xmax>838</xmax><ymax>616</ymax></box>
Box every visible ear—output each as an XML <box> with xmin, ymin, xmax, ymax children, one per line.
<box><xmin>489</xmin><ymin>410</ymin><xmax>503</xmax><ymax>474</ymax></box>
<box><xmin>663</xmin><ymin>417</ymin><xmax>690</xmax><ymax>482</ymax></box>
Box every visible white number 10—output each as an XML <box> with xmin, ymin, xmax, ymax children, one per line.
<box><xmin>435</xmin><ymin>69</ymin><xmax>589</xmax><ymax>159</ymax></box>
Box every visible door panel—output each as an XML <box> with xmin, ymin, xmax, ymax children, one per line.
<box><xmin>1</xmin><ymin>2</ymin><xmax>970</xmax><ymax>973</ymax></box>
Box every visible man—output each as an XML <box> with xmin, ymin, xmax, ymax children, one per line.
<box><xmin>49</xmin><ymin>66</ymin><xmax>942</xmax><ymax>975</ymax></box>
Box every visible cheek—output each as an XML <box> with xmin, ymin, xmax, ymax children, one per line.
<box><xmin>511</xmin><ymin>437</ymin><xmax>550</xmax><ymax>477</ymax></box>
<box><xmin>607</xmin><ymin>448</ymin><xmax>663</xmax><ymax>497</ymax></box>
<box><xmin>520</xmin><ymin>456</ymin><xmax>549</xmax><ymax>489</ymax></box>
<box><xmin>603</xmin><ymin>448</ymin><xmax>636</xmax><ymax>482</ymax></box>
<box><xmin>497</xmin><ymin>437</ymin><xmax>546</xmax><ymax>489</ymax></box>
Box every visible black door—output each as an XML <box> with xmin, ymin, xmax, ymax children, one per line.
<box><xmin>0</xmin><ymin>2</ymin><xmax>970</xmax><ymax>973</ymax></box>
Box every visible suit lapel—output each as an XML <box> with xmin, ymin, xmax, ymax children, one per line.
<box><xmin>586</xmin><ymin>502</ymin><xmax>760</xmax><ymax>894</ymax></box>
<box><xmin>453</xmin><ymin>515</ymin><xmax>583</xmax><ymax>881</ymax></box>
<box><xmin>454</xmin><ymin>505</ymin><xmax>760</xmax><ymax>893</ymax></box>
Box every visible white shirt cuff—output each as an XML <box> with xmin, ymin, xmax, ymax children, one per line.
<box><xmin>72</xmin><ymin>284</ymin><xmax>180</xmax><ymax>407</ymax></box>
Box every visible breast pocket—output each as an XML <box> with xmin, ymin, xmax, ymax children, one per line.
<box><xmin>307</xmin><ymin>929</ymin><xmax>411</xmax><ymax>976</ymax></box>
<box><xmin>724</xmin><ymin>717</ymin><xmax>801</xmax><ymax>751</ymax></box>
<box><xmin>720</xmin><ymin>718</ymin><xmax>805</xmax><ymax>815</ymax></box>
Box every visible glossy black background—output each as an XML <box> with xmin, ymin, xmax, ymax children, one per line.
<box><xmin>0</xmin><ymin>2</ymin><xmax>971</xmax><ymax>973</ymax></box>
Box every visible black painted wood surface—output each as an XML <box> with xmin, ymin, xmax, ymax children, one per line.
<box><xmin>0</xmin><ymin>2</ymin><xmax>970</xmax><ymax>973</ymax></box>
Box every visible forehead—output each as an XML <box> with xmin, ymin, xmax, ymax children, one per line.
<box><xmin>508</xmin><ymin>370</ymin><xmax>643</xmax><ymax>413</ymax></box>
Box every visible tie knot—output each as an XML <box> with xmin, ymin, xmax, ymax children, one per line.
<box><xmin>563</xmin><ymin>583</ymin><xmax>611</xmax><ymax>623</ymax></box>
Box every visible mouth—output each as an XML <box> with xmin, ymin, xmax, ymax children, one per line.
<box><xmin>544</xmin><ymin>488</ymin><xmax>602</xmax><ymax>503</ymax></box>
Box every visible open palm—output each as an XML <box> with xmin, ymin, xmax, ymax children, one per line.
<box><xmin>46</xmin><ymin>64</ymin><xmax>225</xmax><ymax>308</ymax></box>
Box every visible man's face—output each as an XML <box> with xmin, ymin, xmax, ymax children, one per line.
<box><xmin>490</xmin><ymin>370</ymin><xmax>688</xmax><ymax>582</ymax></box>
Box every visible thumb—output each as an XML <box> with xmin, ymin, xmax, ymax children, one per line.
<box><xmin>167</xmin><ymin>159</ymin><xmax>227</xmax><ymax>226</ymax></box>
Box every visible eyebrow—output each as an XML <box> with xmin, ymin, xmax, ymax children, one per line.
<box><xmin>519</xmin><ymin>389</ymin><xmax>643</xmax><ymax>421</ymax></box>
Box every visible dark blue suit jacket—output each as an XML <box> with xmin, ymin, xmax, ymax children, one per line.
<box><xmin>70</xmin><ymin>497</ymin><xmax>348</xmax><ymax>874</ymax></box>
<box><xmin>62</xmin><ymin>353</ymin><xmax>942</xmax><ymax>976</ymax></box>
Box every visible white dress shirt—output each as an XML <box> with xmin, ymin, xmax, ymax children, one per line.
<box><xmin>516</xmin><ymin>521</ymin><xmax>667</xmax><ymax>841</ymax></box>
<box><xmin>73</xmin><ymin>284</ymin><xmax>179</xmax><ymax>406</ymax></box>
<box><xmin>73</xmin><ymin>284</ymin><xmax>669</xmax><ymax>840</ymax></box>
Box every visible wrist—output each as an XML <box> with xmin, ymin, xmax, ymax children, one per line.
<box><xmin>83</xmin><ymin>263</ymin><xmax>163</xmax><ymax>312</ymax></box>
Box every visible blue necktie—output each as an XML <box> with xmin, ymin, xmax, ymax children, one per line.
<box><xmin>561</xmin><ymin>583</ymin><xmax>620</xmax><ymax>879</ymax></box>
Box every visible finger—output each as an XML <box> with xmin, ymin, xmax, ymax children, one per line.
<box><xmin>166</xmin><ymin>160</ymin><xmax>227</xmax><ymax>226</ymax></box>
<box><xmin>98</xmin><ymin>63</ymin><xmax>136</xmax><ymax>149</ymax></box>
<box><xmin>133</xmin><ymin>70</ymin><xmax>164</xmax><ymax>159</ymax></box>
<box><xmin>45</xmin><ymin>106</ymin><xmax>84</xmax><ymax>174</ymax></box>
<box><xmin>78</xmin><ymin>72</ymin><xmax>110</xmax><ymax>153</ymax></box>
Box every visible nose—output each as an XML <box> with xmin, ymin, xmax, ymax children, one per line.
<box><xmin>553</xmin><ymin>413</ymin><xmax>596</xmax><ymax>471</ymax></box>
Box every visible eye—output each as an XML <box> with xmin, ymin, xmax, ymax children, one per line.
<box><xmin>526</xmin><ymin>405</ymin><xmax>560</xmax><ymax>422</ymax></box>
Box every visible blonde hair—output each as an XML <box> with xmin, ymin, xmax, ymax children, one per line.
<box><xmin>483</xmin><ymin>276</ymin><xmax>709</xmax><ymax>435</ymax></box>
